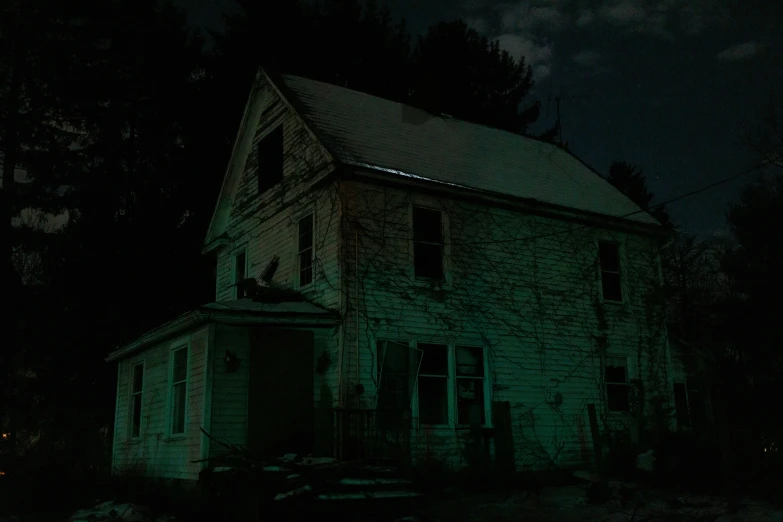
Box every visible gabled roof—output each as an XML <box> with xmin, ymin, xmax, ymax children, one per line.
<box><xmin>203</xmin><ymin>69</ymin><xmax>660</xmax><ymax>251</ymax></box>
<box><xmin>278</xmin><ymin>74</ymin><xmax>659</xmax><ymax>226</ymax></box>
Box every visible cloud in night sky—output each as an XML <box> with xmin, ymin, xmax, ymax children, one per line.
<box><xmin>496</xmin><ymin>33</ymin><xmax>554</xmax><ymax>80</ymax></box>
<box><xmin>716</xmin><ymin>41</ymin><xmax>764</xmax><ymax>62</ymax></box>
<box><xmin>572</xmin><ymin>49</ymin><xmax>600</xmax><ymax>68</ymax></box>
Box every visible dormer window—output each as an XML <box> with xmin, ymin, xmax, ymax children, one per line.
<box><xmin>257</xmin><ymin>124</ymin><xmax>283</xmax><ymax>195</ymax></box>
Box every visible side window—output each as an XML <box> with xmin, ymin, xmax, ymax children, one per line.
<box><xmin>598</xmin><ymin>241</ymin><xmax>622</xmax><ymax>302</ymax></box>
<box><xmin>232</xmin><ymin>249</ymin><xmax>247</xmax><ymax>299</ymax></box>
<box><xmin>416</xmin><ymin>343</ymin><xmax>448</xmax><ymax>424</ymax></box>
<box><xmin>297</xmin><ymin>214</ymin><xmax>314</xmax><ymax>287</ymax></box>
<box><xmin>130</xmin><ymin>362</ymin><xmax>144</xmax><ymax>438</ymax></box>
<box><xmin>169</xmin><ymin>346</ymin><xmax>188</xmax><ymax>435</ymax></box>
<box><xmin>412</xmin><ymin>207</ymin><xmax>444</xmax><ymax>280</ymax></box>
<box><xmin>604</xmin><ymin>356</ymin><xmax>630</xmax><ymax>412</ymax></box>
<box><xmin>257</xmin><ymin>124</ymin><xmax>283</xmax><ymax>195</ymax></box>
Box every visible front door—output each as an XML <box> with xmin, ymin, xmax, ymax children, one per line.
<box><xmin>247</xmin><ymin>328</ymin><xmax>315</xmax><ymax>459</ymax></box>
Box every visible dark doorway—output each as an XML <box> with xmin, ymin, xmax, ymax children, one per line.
<box><xmin>248</xmin><ymin>328</ymin><xmax>314</xmax><ymax>459</ymax></box>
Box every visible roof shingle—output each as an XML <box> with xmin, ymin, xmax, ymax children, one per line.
<box><xmin>279</xmin><ymin>74</ymin><xmax>660</xmax><ymax>226</ymax></box>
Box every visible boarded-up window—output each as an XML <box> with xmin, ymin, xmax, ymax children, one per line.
<box><xmin>456</xmin><ymin>346</ymin><xmax>485</xmax><ymax>426</ymax></box>
<box><xmin>257</xmin><ymin>124</ymin><xmax>283</xmax><ymax>195</ymax></box>
<box><xmin>298</xmin><ymin>214</ymin><xmax>314</xmax><ymax>287</ymax></box>
<box><xmin>599</xmin><ymin>241</ymin><xmax>622</xmax><ymax>302</ymax></box>
<box><xmin>130</xmin><ymin>362</ymin><xmax>144</xmax><ymax>438</ymax></box>
<box><xmin>417</xmin><ymin>343</ymin><xmax>448</xmax><ymax>424</ymax></box>
<box><xmin>674</xmin><ymin>382</ymin><xmax>691</xmax><ymax>428</ymax></box>
<box><xmin>413</xmin><ymin>207</ymin><xmax>444</xmax><ymax>280</ymax></box>
<box><xmin>233</xmin><ymin>250</ymin><xmax>247</xmax><ymax>299</ymax></box>
<box><xmin>605</xmin><ymin>357</ymin><xmax>630</xmax><ymax>412</ymax></box>
<box><xmin>170</xmin><ymin>346</ymin><xmax>188</xmax><ymax>435</ymax></box>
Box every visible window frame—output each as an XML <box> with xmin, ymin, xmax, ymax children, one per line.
<box><xmin>598</xmin><ymin>240</ymin><xmax>623</xmax><ymax>303</ymax></box>
<box><xmin>256</xmin><ymin>122</ymin><xmax>284</xmax><ymax>196</ymax></box>
<box><xmin>604</xmin><ymin>355</ymin><xmax>631</xmax><ymax>413</ymax></box>
<box><xmin>128</xmin><ymin>360</ymin><xmax>145</xmax><ymax>440</ymax></box>
<box><xmin>167</xmin><ymin>342</ymin><xmax>190</xmax><ymax>438</ymax></box>
<box><xmin>231</xmin><ymin>246</ymin><xmax>248</xmax><ymax>300</ymax></box>
<box><xmin>411</xmin><ymin>205</ymin><xmax>445</xmax><ymax>281</ymax></box>
<box><xmin>409</xmin><ymin>199</ymin><xmax>452</xmax><ymax>288</ymax></box>
<box><xmin>455</xmin><ymin>345</ymin><xmax>487</xmax><ymax>427</ymax></box>
<box><xmin>295</xmin><ymin>212</ymin><xmax>315</xmax><ymax>289</ymax></box>
<box><xmin>378</xmin><ymin>340</ymin><xmax>491</xmax><ymax>430</ymax></box>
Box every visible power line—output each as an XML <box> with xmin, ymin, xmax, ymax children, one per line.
<box><xmin>449</xmin><ymin>162</ymin><xmax>766</xmax><ymax>248</ymax></box>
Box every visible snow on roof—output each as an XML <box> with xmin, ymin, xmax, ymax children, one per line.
<box><xmin>201</xmin><ymin>299</ymin><xmax>333</xmax><ymax>316</ymax></box>
<box><xmin>278</xmin><ymin>74</ymin><xmax>660</xmax><ymax>226</ymax></box>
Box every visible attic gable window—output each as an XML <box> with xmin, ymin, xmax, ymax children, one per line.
<box><xmin>413</xmin><ymin>207</ymin><xmax>444</xmax><ymax>280</ymax></box>
<box><xmin>598</xmin><ymin>241</ymin><xmax>622</xmax><ymax>302</ymax></box>
<box><xmin>257</xmin><ymin>124</ymin><xmax>283</xmax><ymax>195</ymax></box>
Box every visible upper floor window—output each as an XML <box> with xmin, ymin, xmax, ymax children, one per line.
<box><xmin>297</xmin><ymin>214</ymin><xmax>314</xmax><ymax>287</ymax></box>
<box><xmin>598</xmin><ymin>241</ymin><xmax>622</xmax><ymax>302</ymax></box>
<box><xmin>232</xmin><ymin>249</ymin><xmax>247</xmax><ymax>299</ymax></box>
<box><xmin>257</xmin><ymin>124</ymin><xmax>283</xmax><ymax>195</ymax></box>
<box><xmin>129</xmin><ymin>362</ymin><xmax>144</xmax><ymax>439</ymax></box>
<box><xmin>413</xmin><ymin>207</ymin><xmax>444</xmax><ymax>280</ymax></box>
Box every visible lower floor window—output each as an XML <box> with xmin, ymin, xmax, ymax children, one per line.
<box><xmin>604</xmin><ymin>356</ymin><xmax>630</xmax><ymax>412</ymax></box>
<box><xmin>376</xmin><ymin>340</ymin><xmax>488</xmax><ymax>428</ymax></box>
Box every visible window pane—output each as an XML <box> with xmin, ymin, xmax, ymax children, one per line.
<box><xmin>674</xmin><ymin>383</ymin><xmax>690</xmax><ymax>428</ymax></box>
<box><xmin>173</xmin><ymin>348</ymin><xmax>187</xmax><ymax>382</ymax></box>
<box><xmin>379</xmin><ymin>341</ymin><xmax>409</xmax><ymax>375</ymax></box>
<box><xmin>131</xmin><ymin>395</ymin><xmax>142</xmax><ymax>437</ymax></box>
<box><xmin>412</xmin><ymin>207</ymin><xmax>442</xmax><ymax>243</ymax></box>
<box><xmin>607</xmin><ymin>383</ymin><xmax>630</xmax><ymax>411</ymax></box>
<box><xmin>601</xmin><ymin>272</ymin><xmax>622</xmax><ymax>301</ymax></box>
<box><xmin>418</xmin><ymin>377</ymin><xmax>447</xmax><ymax>424</ymax></box>
<box><xmin>418</xmin><ymin>344</ymin><xmax>447</xmax><ymax>375</ymax></box>
<box><xmin>132</xmin><ymin>364</ymin><xmax>144</xmax><ymax>393</ymax></box>
<box><xmin>413</xmin><ymin>242</ymin><xmax>443</xmax><ymax>279</ymax></box>
<box><xmin>457</xmin><ymin>378</ymin><xmax>485</xmax><ymax>426</ymax></box>
<box><xmin>604</xmin><ymin>360</ymin><xmax>627</xmax><ymax>383</ymax></box>
<box><xmin>299</xmin><ymin>248</ymin><xmax>313</xmax><ymax>286</ymax></box>
<box><xmin>172</xmin><ymin>382</ymin><xmax>186</xmax><ymax>434</ymax></box>
<box><xmin>235</xmin><ymin>252</ymin><xmax>246</xmax><ymax>298</ymax></box>
<box><xmin>598</xmin><ymin>242</ymin><xmax>620</xmax><ymax>272</ymax></box>
<box><xmin>298</xmin><ymin>215</ymin><xmax>313</xmax><ymax>251</ymax></box>
<box><xmin>257</xmin><ymin>125</ymin><xmax>283</xmax><ymax>194</ymax></box>
<box><xmin>456</xmin><ymin>346</ymin><xmax>483</xmax><ymax>377</ymax></box>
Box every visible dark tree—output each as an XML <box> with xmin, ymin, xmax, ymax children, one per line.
<box><xmin>412</xmin><ymin>20</ymin><xmax>541</xmax><ymax>135</ymax></box>
<box><xmin>606</xmin><ymin>161</ymin><xmax>670</xmax><ymax>225</ymax></box>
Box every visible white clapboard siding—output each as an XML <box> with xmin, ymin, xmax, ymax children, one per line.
<box><xmin>338</xmin><ymin>180</ymin><xmax>670</xmax><ymax>471</ymax></box>
<box><xmin>112</xmin><ymin>327</ymin><xmax>209</xmax><ymax>480</ymax></box>
<box><xmin>207</xmin><ymin>324</ymin><xmax>340</xmax><ymax>457</ymax></box>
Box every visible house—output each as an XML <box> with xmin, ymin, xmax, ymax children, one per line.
<box><xmin>106</xmin><ymin>69</ymin><xmax>676</xmax><ymax>483</ymax></box>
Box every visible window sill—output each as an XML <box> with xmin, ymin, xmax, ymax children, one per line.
<box><xmin>601</xmin><ymin>298</ymin><xmax>624</xmax><ymax>306</ymax></box>
<box><xmin>127</xmin><ymin>437</ymin><xmax>143</xmax><ymax>444</ymax></box>
<box><xmin>417</xmin><ymin>423</ymin><xmax>452</xmax><ymax>430</ymax></box>
<box><xmin>412</xmin><ymin>277</ymin><xmax>453</xmax><ymax>292</ymax></box>
<box><xmin>164</xmin><ymin>435</ymin><xmax>187</xmax><ymax>442</ymax></box>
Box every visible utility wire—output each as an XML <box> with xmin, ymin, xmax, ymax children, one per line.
<box><xmin>355</xmin><ymin>162</ymin><xmax>768</xmax><ymax>248</ymax></box>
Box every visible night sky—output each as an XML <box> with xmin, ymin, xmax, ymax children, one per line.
<box><xmin>175</xmin><ymin>0</ymin><xmax>782</xmax><ymax>237</ymax></box>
